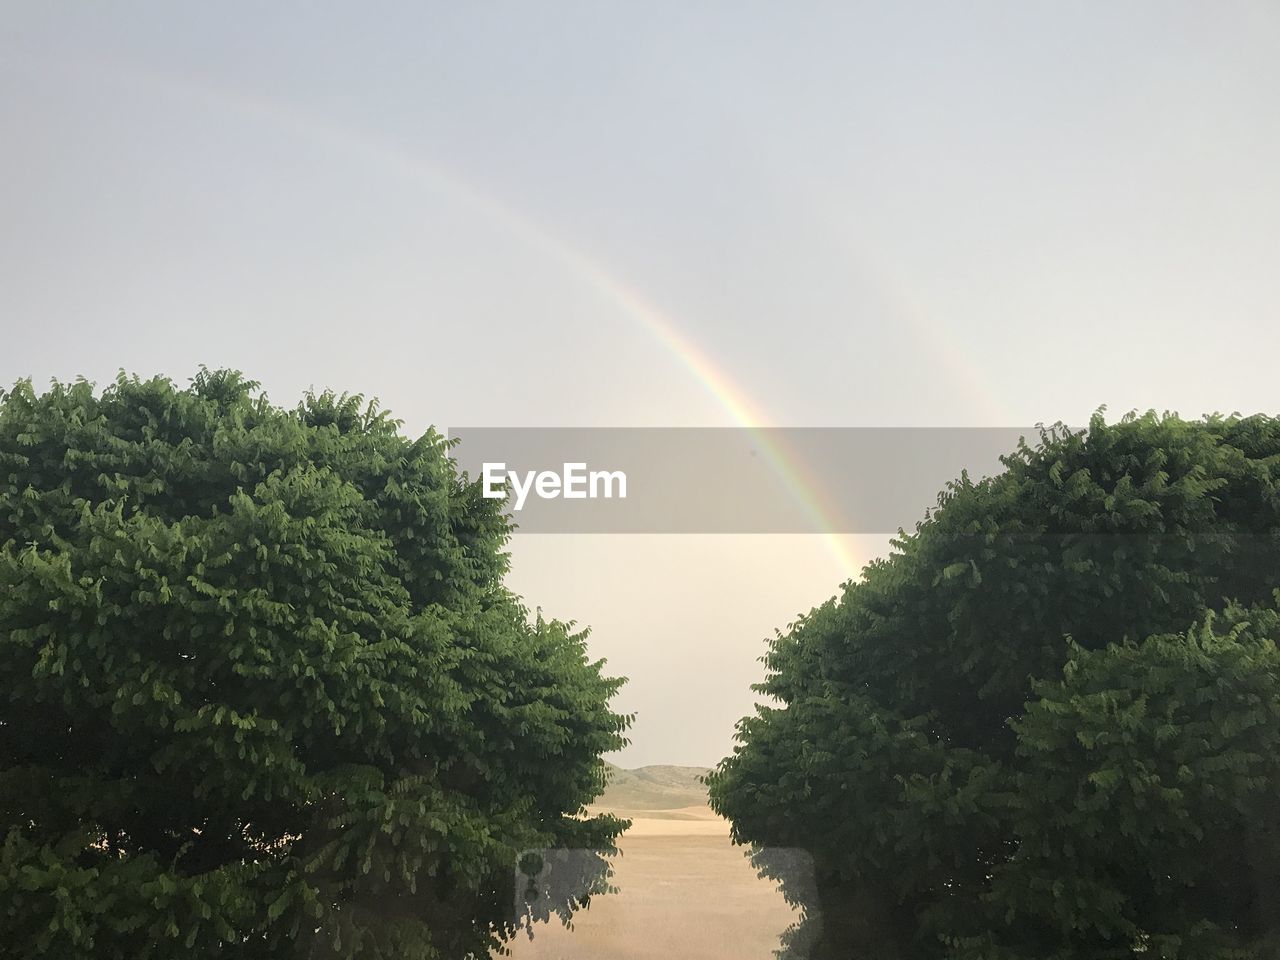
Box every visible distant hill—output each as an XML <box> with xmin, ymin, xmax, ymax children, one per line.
<box><xmin>596</xmin><ymin>763</ymin><xmax>711</xmax><ymax>811</ymax></box>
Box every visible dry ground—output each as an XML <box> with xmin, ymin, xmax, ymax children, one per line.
<box><xmin>501</xmin><ymin>802</ymin><xmax>799</xmax><ymax>960</ymax></box>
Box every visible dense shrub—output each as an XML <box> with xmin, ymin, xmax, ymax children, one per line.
<box><xmin>710</xmin><ymin>412</ymin><xmax>1280</xmax><ymax>959</ymax></box>
<box><xmin>0</xmin><ymin>370</ymin><xmax>629</xmax><ymax>959</ymax></box>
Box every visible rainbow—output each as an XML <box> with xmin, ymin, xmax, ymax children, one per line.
<box><xmin>587</xmin><ymin>285</ymin><xmax>865</xmax><ymax>579</ymax></box>
<box><xmin>28</xmin><ymin>53</ymin><xmax>1023</xmax><ymax>582</ymax></box>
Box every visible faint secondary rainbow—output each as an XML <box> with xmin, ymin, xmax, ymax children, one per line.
<box><xmin>64</xmin><ymin>55</ymin><xmax>876</xmax><ymax>580</ymax></box>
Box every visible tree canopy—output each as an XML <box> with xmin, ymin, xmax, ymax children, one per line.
<box><xmin>709</xmin><ymin>412</ymin><xmax>1280</xmax><ymax>959</ymax></box>
<box><xmin>0</xmin><ymin>370</ymin><xmax>629</xmax><ymax>959</ymax></box>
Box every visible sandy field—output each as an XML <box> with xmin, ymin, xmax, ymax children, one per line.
<box><xmin>501</xmin><ymin>804</ymin><xmax>798</xmax><ymax>960</ymax></box>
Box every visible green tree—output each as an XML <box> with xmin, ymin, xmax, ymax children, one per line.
<box><xmin>0</xmin><ymin>370</ymin><xmax>629</xmax><ymax>960</ymax></box>
<box><xmin>987</xmin><ymin>605</ymin><xmax>1280</xmax><ymax>959</ymax></box>
<box><xmin>709</xmin><ymin>412</ymin><xmax>1280</xmax><ymax>959</ymax></box>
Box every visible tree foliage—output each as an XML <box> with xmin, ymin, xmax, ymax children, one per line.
<box><xmin>0</xmin><ymin>370</ymin><xmax>629</xmax><ymax>959</ymax></box>
<box><xmin>709</xmin><ymin>412</ymin><xmax>1280</xmax><ymax>959</ymax></box>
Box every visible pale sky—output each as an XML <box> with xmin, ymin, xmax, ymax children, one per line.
<box><xmin>2</xmin><ymin>2</ymin><xmax>1278</xmax><ymax>764</ymax></box>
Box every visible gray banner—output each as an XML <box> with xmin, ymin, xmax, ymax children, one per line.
<box><xmin>447</xmin><ymin>427</ymin><xmax>1041</xmax><ymax>533</ymax></box>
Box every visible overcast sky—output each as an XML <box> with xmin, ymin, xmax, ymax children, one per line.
<box><xmin>3</xmin><ymin>2</ymin><xmax>1278</xmax><ymax>765</ymax></box>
